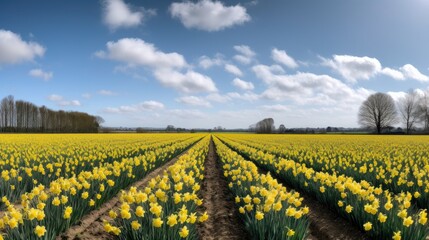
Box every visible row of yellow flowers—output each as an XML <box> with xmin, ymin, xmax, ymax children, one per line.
<box><xmin>213</xmin><ymin>136</ymin><xmax>309</xmax><ymax>240</ymax></box>
<box><xmin>0</xmin><ymin>134</ymin><xmax>203</xmax><ymax>240</ymax></box>
<box><xmin>217</xmin><ymin>134</ymin><xmax>429</xmax><ymax>240</ymax></box>
<box><xmin>104</xmin><ymin>136</ymin><xmax>210</xmax><ymax>240</ymax></box>
<box><xmin>0</xmin><ymin>134</ymin><xmax>196</xmax><ymax>207</ymax></box>
<box><xmin>223</xmin><ymin>134</ymin><xmax>429</xmax><ymax>210</ymax></box>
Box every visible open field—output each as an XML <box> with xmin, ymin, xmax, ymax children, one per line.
<box><xmin>0</xmin><ymin>133</ymin><xmax>429</xmax><ymax>240</ymax></box>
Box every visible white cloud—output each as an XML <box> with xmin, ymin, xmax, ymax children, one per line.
<box><xmin>169</xmin><ymin>109</ymin><xmax>206</xmax><ymax>119</ymax></box>
<box><xmin>252</xmin><ymin>64</ymin><xmax>372</xmax><ymax>106</ymax></box>
<box><xmin>59</xmin><ymin>100</ymin><xmax>81</xmax><ymax>107</ymax></box>
<box><xmin>233</xmin><ymin>45</ymin><xmax>255</xmax><ymax>64</ymax></box>
<box><xmin>48</xmin><ymin>94</ymin><xmax>63</xmax><ymax>102</ymax></box>
<box><xmin>48</xmin><ymin>94</ymin><xmax>81</xmax><ymax>106</ymax></box>
<box><xmin>322</xmin><ymin>55</ymin><xmax>382</xmax><ymax>83</ymax></box>
<box><xmin>225</xmin><ymin>64</ymin><xmax>243</xmax><ymax>76</ymax></box>
<box><xmin>95</xmin><ymin>38</ymin><xmax>187</xmax><ymax>69</ymax></box>
<box><xmin>169</xmin><ymin>0</ymin><xmax>250</xmax><ymax>31</ymax></box>
<box><xmin>139</xmin><ymin>100</ymin><xmax>165</xmax><ymax>110</ymax></box>
<box><xmin>82</xmin><ymin>93</ymin><xmax>92</xmax><ymax>99</ymax></box>
<box><xmin>104</xmin><ymin>100</ymin><xmax>164</xmax><ymax>114</ymax></box>
<box><xmin>176</xmin><ymin>96</ymin><xmax>211</xmax><ymax>107</ymax></box>
<box><xmin>154</xmin><ymin>68</ymin><xmax>217</xmax><ymax>93</ymax></box>
<box><xmin>232</xmin><ymin>78</ymin><xmax>254</xmax><ymax>91</ymax></box>
<box><xmin>387</xmin><ymin>91</ymin><xmax>407</xmax><ymax>103</ymax></box>
<box><xmin>380</xmin><ymin>67</ymin><xmax>405</xmax><ymax>80</ymax></box>
<box><xmin>199</xmin><ymin>54</ymin><xmax>224</xmax><ymax>69</ymax></box>
<box><xmin>97</xmin><ymin>38</ymin><xmax>217</xmax><ymax>94</ymax></box>
<box><xmin>271</xmin><ymin>48</ymin><xmax>298</xmax><ymax>69</ymax></box>
<box><xmin>98</xmin><ymin>89</ymin><xmax>117</xmax><ymax>96</ymax></box>
<box><xmin>261</xmin><ymin>104</ymin><xmax>289</xmax><ymax>112</ymax></box>
<box><xmin>206</xmin><ymin>93</ymin><xmax>231</xmax><ymax>103</ymax></box>
<box><xmin>0</xmin><ymin>29</ymin><xmax>45</xmax><ymax>65</ymax></box>
<box><xmin>102</xmin><ymin>0</ymin><xmax>154</xmax><ymax>30</ymax></box>
<box><xmin>227</xmin><ymin>92</ymin><xmax>260</xmax><ymax>101</ymax></box>
<box><xmin>28</xmin><ymin>68</ymin><xmax>53</xmax><ymax>81</ymax></box>
<box><xmin>400</xmin><ymin>64</ymin><xmax>429</xmax><ymax>82</ymax></box>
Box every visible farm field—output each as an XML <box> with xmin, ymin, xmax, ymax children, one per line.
<box><xmin>0</xmin><ymin>133</ymin><xmax>429</xmax><ymax>240</ymax></box>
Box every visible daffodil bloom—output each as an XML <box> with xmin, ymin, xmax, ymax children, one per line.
<box><xmin>34</xmin><ymin>225</ymin><xmax>46</xmax><ymax>237</ymax></box>
<box><xmin>363</xmin><ymin>222</ymin><xmax>372</xmax><ymax>231</ymax></box>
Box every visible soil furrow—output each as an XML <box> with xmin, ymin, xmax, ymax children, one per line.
<box><xmin>197</xmin><ymin>138</ymin><xmax>249</xmax><ymax>240</ymax></box>
<box><xmin>56</xmin><ymin>147</ymin><xmax>191</xmax><ymax>240</ymax></box>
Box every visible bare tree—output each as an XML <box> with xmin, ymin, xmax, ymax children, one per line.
<box><xmin>254</xmin><ymin>118</ymin><xmax>275</xmax><ymax>133</ymax></box>
<box><xmin>416</xmin><ymin>91</ymin><xmax>429</xmax><ymax>131</ymax></box>
<box><xmin>278</xmin><ymin>124</ymin><xmax>286</xmax><ymax>133</ymax></box>
<box><xmin>358</xmin><ymin>92</ymin><xmax>398</xmax><ymax>134</ymax></box>
<box><xmin>398</xmin><ymin>90</ymin><xmax>419</xmax><ymax>134</ymax></box>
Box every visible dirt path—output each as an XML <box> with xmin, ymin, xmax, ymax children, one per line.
<box><xmin>197</xmin><ymin>138</ymin><xmax>249</xmax><ymax>240</ymax></box>
<box><xmin>56</xmin><ymin>148</ymin><xmax>191</xmax><ymax>240</ymax></box>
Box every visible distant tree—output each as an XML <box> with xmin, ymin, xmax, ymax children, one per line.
<box><xmin>254</xmin><ymin>118</ymin><xmax>275</xmax><ymax>133</ymax></box>
<box><xmin>398</xmin><ymin>90</ymin><xmax>419</xmax><ymax>134</ymax></box>
<box><xmin>166</xmin><ymin>125</ymin><xmax>175</xmax><ymax>131</ymax></box>
<box><xmin>416</xmin><ymin>91</ymin><xmax>429</xmax><ymax>131</ymax></box>
<box><xmin>278</xmin><ymin>124</ymin><xmax>286</xmax><ymax>133</ymax></box>
<box><xmin>358</xmin><ymin>92</ymin><xmax>398</xmax><ymax>134</ymax></box>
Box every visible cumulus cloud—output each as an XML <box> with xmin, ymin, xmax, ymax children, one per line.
<box><xmin>252</xmin><ymin>64</ymin><xmax>372</xmax><ymax>106</ymax></box>
<box><xmin>169</xmin><ymin>0</ymin><xmax>250</xmax><ymax>31</ymax></box>
<box><xmin>103</xmin><ymin>100</ymin><xmax>164</xmax><ymax>114</ymax></box>
<box><xmin>154</xmin><ymin>68</ymin><xmax>217</xmax><ymax>93</ymax></box>
<box><xmin>48</xmin><ymin>94</ymin><xmax>81</xmax><ymax>106</ymax></box>
<box><xmin>205</xmin><ymin>93</ymin><xmax>232</xmax><ymax>103</ymax></box>
<box><xmin>96</xmin><ymin>38</ymin><xmax>217</xmax><ymax>93</ymax></box>
<box><xmin>139</xmin><ymin>100</ymin><xmax>165</xmax><ymax>110</ymax></box>
<box><xmin>400</xmin><ymin>64</ymin><xmax>429</xmax><ymax>82</ymax></box>
<box><xmin>176</xmin><ymin>96</ymin><xmax>211</xmax><ymax>107</ymax></box>
<box><xmin>28</xmin><ymin>68</ymin><xmax>53</xmax><ymax>81</ymax></box>
<box><xmin>227</xmin><ymin>92</ymin><xmax>260</xmax><ymax>101</ymax></box>
<box><xmin>380</xmin><ymin>67</ymin><xmax>405</xmax><ymax>80</ymax></box>
<box><xmin>271</xmin><ymin>48</ymin><xmax>298</xmax><ymax>69</ymax></box>
<box><xmin>95</xmin><ymin>38</ymin><xmax>187</xmax><ymax>69</ymax></box>
<box><xmin>199</xmin><ymin>54</ymin><xmax>224</xmax><ymax>69</ymax></box>
<box><xmin>0</xmin><ymin>29</ymin><xmax>45</xmax><ymax>65</ymax></box>
<box><xmin>261</xmin><ymin>104</ymin><xmax>289</xmax><ymax>112</ymax></box>
<box><xmin>82</xmin><ymin>93</ymin><xmax>92</xmax><ymax>99</ymax></box>
<box><xmin>233</xmin><ymin>45</ymin><xmax>255</xmax><ymax>64</ymax></box>
<box><xmin>225</xmin><ymin>64</ymin><xmax>243</xmax><ymax>76</ymax></box>
<box><xmin>102</xmin><ymin>0</ymin><xmax>154</xmax><ymax>30</ymax></box>
<box><xmin>169</xmin><ymin>109</ymin><xmax>206</xmax><ymax>119</ymax></box>
<box><xmin>232</xmin><ymin>78</ymin><xmax>254</xmax><ymax>91</ymax></box>
<box><xmin>98</xmin><ymin>89</ymin><xmax>117</xmax><ymax>96</ymax></box>
<box><xmin>322</xmin><ymin>55</ymin><xmax>382</xmax><ymax>83</ymax></box>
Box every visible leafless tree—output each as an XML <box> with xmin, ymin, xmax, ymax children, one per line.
<box><xmin>417</xmin><ymin>91</ymin><xmax>429</xmax><ymax>131</ymax></box>
<box><xmin>398</xmin><ymin>90</ymin><xmax>419</xmax><ymax>134</ymax></box>
<box><xmin>358</xmin><ymin>92</ymin><xmax>398</xmax><ymax>134</ymax></box>
<box><xmin>254</xmin><ymin>118</ymin><xmax>275</xmax><ymax>133</ymax></box>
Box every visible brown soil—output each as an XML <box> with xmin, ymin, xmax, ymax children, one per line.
<box><xmin>197</xmin><ymin>138</ymin><xmax>250</xmax><ymax>240</ymax></box>
<box><xmin>302</xmin><ymin>192</ymin><xmax>369</xmax><ymax>240</ymax></box>
<box><xmin>56</xmin><ymin>148</ymin><xmax>190</xmax><ymax>240</ymax></box>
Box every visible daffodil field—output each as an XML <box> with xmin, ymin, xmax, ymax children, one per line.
<box><xmin>104</xmin><ymin>135</ymin><xmax>210</xmax><ymax>239</ymax></box>
<box><xmin>0</xmin><ymin>134</ymin><xmax>203</xmax><ymax>239</ymax></box>
<box><xmin>214</xmin><ymin>137</ymin><xmax>309</xmax><ymax>239</ymax></box>
<box><xmin>216</xmin><ymin>134</ymin><xmax>429</xmax><ymax>240</ymax></box>
<box><xmin>1</xmin><ymin>133</ymin><xmax>429</xmax><ymax>240</ymax></box>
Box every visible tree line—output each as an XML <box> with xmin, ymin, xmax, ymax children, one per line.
<box><xmin>358</xmin><ymin>90</ymin><xmax>429</xmax><ymax>134</ymax></box>
<box><xmin>0</xmin><ymin>95</ymin><xmax>103</xmax><ymax>133</ymax></box>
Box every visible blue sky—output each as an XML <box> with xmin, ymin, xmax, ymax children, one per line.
<box><xmin>1</xmin><ymin>0</ymin><xmax>429</xmax><ymax>129</ymax></box>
